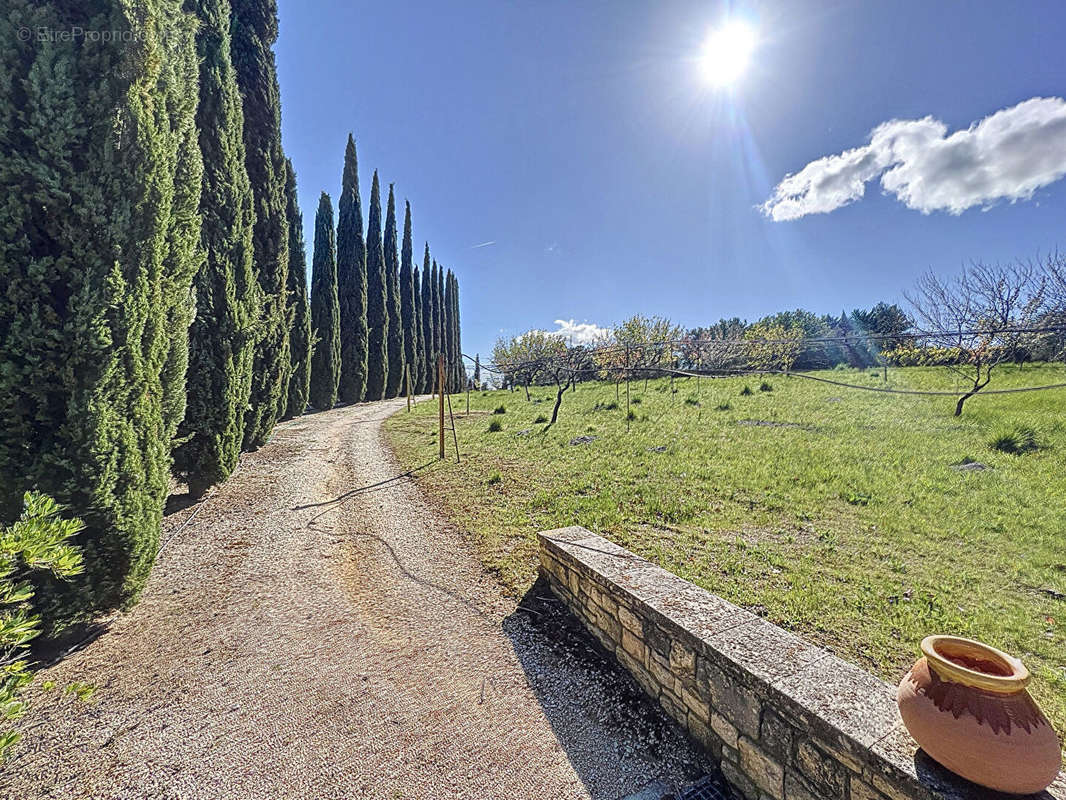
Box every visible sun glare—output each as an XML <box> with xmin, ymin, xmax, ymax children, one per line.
<box><xmin>700</xmin><ymin>21</ymin><xmax>756</xmax><ymax>87</ymax></box>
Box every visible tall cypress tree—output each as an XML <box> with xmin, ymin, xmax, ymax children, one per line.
<box><xmin>420</xmin><ymin>244</ymin><xmax>435</xmax><ymax>393</ymax></box>
<box><xmin>232</xmin><ymin>0</ymin><xmax>290</xmax><ymax>449</ymax></box>
<box><xmin>161</xmin><ymin>40</ymin><xmax>205</xmax><ymax>445</ymax></box>
<box><xmin>435</xmin><ymin>262</ymin><xmax>445</xmax><ymax>391</ymax></box>
<box><xmin>309</xmin><ymin>193</ymin><xmax>341</xmax><ymax>410</ymax></box>
<box><xmin>428</xmin><ymin>260</ymin><xmax>440</xmax><ymax>391</ymax></box>
<box><xmin>384</xmin><ymin>185</ymin><xmax>404</xmax><ymax>398</ymax></box>
<box><xmin>450</xmin><ymin>271</ymin><xmax>464</xmax><ymax>391</ymax></box>
<box><xmin>441</xmin><ymin>267</ymin><xmax>453</xmax><ymax>393</ymax></box>
<box><xmin>365</xmin><ymin>172</ymin><xmax>388</xmax><ymax>400</ymax></box>
<box><xmin>412</xmin><ymin>265</ymin><xmax>424</xmax><ymax>393</ymax></box>
<box><xmin>174</xmin><ymin>0</ymin><xmax>259</xmax><ymax>496</ymax></box>
<box><xmin>336</xmin><ymin>134</ymin><xmax>368</xmax><ymax>403</ymax></box>
<box><xmin>283</xmin><ymin>159</ymin><xmax>312</xmax><ymax>418</ymax></box>
<box><xmin>399</xmin><ymin>201</ymin><xmax>419</xmax><ymax>398</ymax></box>
<box><xmin>0</xmin><ymin>0</ymin><xmax>201</xmax><ymax>619</ymax></box>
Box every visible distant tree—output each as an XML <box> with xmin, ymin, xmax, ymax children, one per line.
<box><xmin>744</xmin><ymin>322</ymin><xmax>803</xmax><ymax>373</ymax></box>
<box><xmin>852</xmin><ymin>302</ymin><xmax>911</xmax><ymax>347</ymax></box>
<box><xmin>420</xmin><ymin>246</ymin><xmax>435</xmax><ymax>393</ymax></box>
<box><xmin>283</xmin><ymin>159</ymin><xmax>313</xmax><ymax>418</ymax></box>
<box><xmin>365</xmin><ymin>172</ymin><xmax>389</xmax><ymax>400</ymax></box>
<box><xmin>412</xmin><ymin>265</ymin><xmax>425</xmax><ymax>393</ymax></box>
<box><xmin>1031</xmin><ymin>253</ymin><xmax>1066</xmax><ymax>360</ymax></box>
<box><xmin>399</xmin><ymin>201</ymin><xmax>419</xmax><ymax>397</ymax></box>
<box><xmin>679</xmin><ymin>320</ymin><xmax>748</xmax><ymax>372</ymax></box>
<box><xmin>175</xmin><ymin>0</ymin><xmax>260</xmax><ymax>495</ymax></box>
<box><xmin>473</xmin><ymin>354</ymin><xmax>481</xmax><ymax>387</ymax></box>
<box><xmin>233</xmin><ymin>0</ymin><xmax>291</xmax><ymax>449</ymax></box>
<box><xmin>0</xmin><ymin>0</ymin><xmax>201</xmax><ymax>620</ymax></box>
<box><xmin>906</xmin><ymin>261</ymin><xmax>1045</xmax><ymax>415</ymax></box>
<box><xmin>384</xmin><ymin>185</ymin><xmax>404</xmax><ymax>398</ymax></box>
<box><xmin>336</xmin><ymin>134</ymin><xmax>369</xmax><ymax>404</ymax></box>
<box><xmin>614</xmin><ymin>315</ymin><xmax>684</xmax><ymax>390</ymax></box>
<box><xmin>309</xmin><ymin>193</ymin><xmax>341</xmax><ymax>410</ymax></box>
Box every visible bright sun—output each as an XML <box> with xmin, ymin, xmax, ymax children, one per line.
<box><xmin>700</xmin><ymin>21</ymin><xmax>756</xmax><ymax>87</ymax></box>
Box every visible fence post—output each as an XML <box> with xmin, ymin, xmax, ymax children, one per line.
<box><xmin>625</xmin><ymin>345</ymin><xmax>631</xmax><ymax>433</ymax></box>
<box><xmin>438</xmin><ymin>354</ymin><xmax>445</xmax><ymax>461</ymax></box>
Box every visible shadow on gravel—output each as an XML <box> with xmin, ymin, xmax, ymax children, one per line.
<box><xmin>292</xmin><ymin>459</ymin><xmax>438</xmax><ymax>518</ymax></box>
<box><xmin>502</xmin><ymin>576</ymin><xmax>717</xmax><ymax>799</ymax></box>
<box><xmin>30</xmin><ymin>619</ymin><xmax>113</xmax><ymax>669</ymax></box>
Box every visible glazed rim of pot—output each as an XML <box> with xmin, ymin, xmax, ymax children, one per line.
<box><xmin>921</xmin><ymin>635</ymin><xmax>1030</xmax><ymax>693</ymax></box>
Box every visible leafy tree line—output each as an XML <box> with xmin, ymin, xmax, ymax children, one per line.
<box><xmin>307</xmin><ymin>137</ymin><xmax>466</xmax><ymax>409</ymax></box>
<box><xmin>0</xmin><ymin>0</ymin><xmax>313</xmax><ymax>630</ymax></box>
<box><xmin>492</xmin><ymin>255</ymin><xmax>1066</xmax><ymax>417</ymax></box>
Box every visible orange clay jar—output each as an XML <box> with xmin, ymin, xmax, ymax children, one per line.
<box><xmin>897</xmin><ymin>635</ymin><xmax>1061</xmax><ymax>794</ymax></box>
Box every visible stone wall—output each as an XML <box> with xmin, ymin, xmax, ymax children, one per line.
<box><xmin>538</xmin><ymin>526</ymin><xmax>1065</xmax><ymax>800</ymax></box>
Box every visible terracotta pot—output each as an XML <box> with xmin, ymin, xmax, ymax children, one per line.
<box><xmin>897</xmin><ymin>635</ymin><xmax>1061</xmax><ymax>794</ymax></box>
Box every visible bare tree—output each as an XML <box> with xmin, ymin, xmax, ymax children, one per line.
<box><xmin>905</xmin><ymin>261</ymin><xmax>1044</xmax><ymax>415</ymax></box>
<box><xmin>1043</xmin><ymin>251</ymin><xmax>1066</xmax><ymax>313</ymax></box>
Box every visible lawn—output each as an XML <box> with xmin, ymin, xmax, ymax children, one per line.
<box><xmin>385</xmin><ymin>364</ymin><xmax>1066</xmax><ymax>736</ymax></box>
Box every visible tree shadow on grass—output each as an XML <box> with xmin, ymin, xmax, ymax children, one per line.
<box><xmin>501</xmin><ymin>576</ymin><xmax>719</xmax><ymax>799</ymax></box>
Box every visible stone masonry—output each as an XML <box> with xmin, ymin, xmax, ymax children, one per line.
<box><xmin>539</xmin><ymin>526</ymin><xmax>1066</xmax><ymax>800</ymax></box>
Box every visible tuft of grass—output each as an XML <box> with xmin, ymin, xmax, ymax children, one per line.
<box><xmin>631</xmin><ymin>397</ymin><xmax>641</xmax><ymax>405</ymax></box>
<box><xmin>487</xmin><ymin>419</ymin><xmax>503</xmax><ymax>432</ymax></box>
<box><xmin>605</xmin><ymin>401</ymin><xmax>619</xmax><ymax>410</ymax></box>
<box><xmin>740</xmin><ymin>385</ymin><xmax>753</xmax><ymax>396</ymax></box>
<box><xmin>534</xmin><ymin>414</ymin><xmax>548</xmax><ymax>424</ymax></box>
<box><xmin>988</xmin><ymin>425</ymin><xmax>1039</xmax><ymax>455</ymax></box>
<box><xmin>716</xmin><ymin>402</ymin><xmax>731</xmax><ymax>411</ymax></box>
<box><xmin>685</xmin><ymin>396</ymin><xmax>700</xmax><ymax>406</ymax></box>
<box><xmin>626</xmin><ymin>409</ymin><xmax>637</xmax><ymax>421</ymax></box>
<box><xmin>487</xmin><ymin>470</ymin><xmax>502</xmax><ymax>485</ymax></box>
<box><xmin>493</xmin><ymin>404</ymin><xmax>507</xmax><ymax>414</ymax></box>
<box><xmin>759</xmin><ymin>382</ymin><xmax>773</xmax><ymax>393</ymax></box>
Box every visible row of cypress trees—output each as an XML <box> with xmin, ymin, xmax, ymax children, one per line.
<box><xmin>307</xmin><ymin>136</ymin><xmax>465</xmax><ymax>411</ymax></box>
<box><xmin>0</xmin><ymin>0</ymin><xmax>313</xmax><ymax>624</ymax></box>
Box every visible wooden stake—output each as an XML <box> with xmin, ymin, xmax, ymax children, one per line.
<box><xmin>625</xmin><ymin>345</ymin><xmax>631</xmax><ymax>433</ymax></box>
<box><xmin>406</xmin><ymin>363</ymin><xmax>412</xmax><ymax>412</ymax></box>
<box><xmin>438</xmin><ymin>354</ymin><xmax>446</xmax><ymax>460</ymax></box>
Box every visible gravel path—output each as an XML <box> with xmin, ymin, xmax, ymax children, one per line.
<box><xmin>2</xmin><ymin>399</ymin><xmax>710</xmax><ymax>799</ymax></box>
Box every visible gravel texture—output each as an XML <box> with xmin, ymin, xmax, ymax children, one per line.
<box><xmin>2</xmin><ymin>399</ymin><xmax>710</xmax><ymax>799</ymax></box>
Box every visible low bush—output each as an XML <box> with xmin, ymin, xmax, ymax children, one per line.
<box><xmin>1</xmin><ymin>492</ymin><xmax>84</xmax><ymax>759</ymax></box>
<box><xmin>759</xmin><ymin>382</ymin><xmax>773</xmax><ymax>392</ymax></box>
<box><xmin>493</xmin><ymin>405</ymin><xmax>506</xmax><ymax>414</ymax></box>
<box><xmin>488</xmin><ymin>419</ymin><xmax>503</xmax><ymax>432</ymax></box>
<box><xmin>988</xmin><ymin>425</ymin><xmax>1040</xmax><ymax>455</ymax></box>
<box><xmin>740</xmin><ymin>385</ymin><xmax>753</xmax><ymax>396</ymax></box>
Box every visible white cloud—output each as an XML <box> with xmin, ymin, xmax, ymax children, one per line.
<box><xmin>542</xmin><ymin>319</ymin><xmax>612</xmax><ymax>345</ymax></box>
<box><xmin>762</xmin><ymin>97</ymin><xmax>1066</xmax><ymax>221</ymax></box>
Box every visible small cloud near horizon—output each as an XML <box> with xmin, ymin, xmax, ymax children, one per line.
<box><xmin>762</xmin><ymin>96</ymin><xmax>1066</xmax><ymax>221</ymax></box>
<box><xmin>540</xmin><ymin>319</ymin><xmax>612</xmax><ymax>345</ymax></box>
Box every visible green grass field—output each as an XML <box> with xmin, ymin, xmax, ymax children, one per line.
<box><xmin>385</xmin><ymin>364</ymin><xmax>1066</xmax><ymax>736</ymax></box>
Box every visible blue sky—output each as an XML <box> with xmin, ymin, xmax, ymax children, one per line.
<box><xmin>276</xmin><ymin>0</ymin><xmax>1066</xmax><ymax>361</ymax></box>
